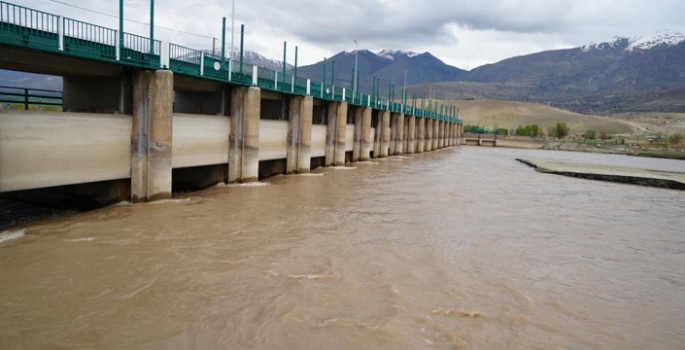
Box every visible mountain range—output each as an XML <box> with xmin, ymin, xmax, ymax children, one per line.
<box><xmin>2</xmin><ymin>32</ymin><xmax>684</xmax><ymax>113</ymax></box>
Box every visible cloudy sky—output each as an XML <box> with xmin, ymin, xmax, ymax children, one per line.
<box><xmin>21</xmin><ymin>0</ymin><xmax>685</xmax><ymax>70</ymax></box>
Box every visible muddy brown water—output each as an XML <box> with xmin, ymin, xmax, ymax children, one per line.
<box><xmin>1</xmin><ymin>147</ymin><xmax>684</xmax><ymax>349</ymax></box>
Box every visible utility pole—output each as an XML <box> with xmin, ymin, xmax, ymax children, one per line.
<box><xmin>119</xmin><ymin>0</ymin><xmax>124</xmax><ymax>50</ymax></box>
<box><xmin>230</xmin><ymin>0</ymin><xmax>235</xmax><ymax>61</ymax></box>
<box><xmin>149</xmin><ymin>0</ymin><xmax>154</xmax><ymax>56</ymax></box>
<box><xmin>353</xmin><ymin>40</ymin><xmax>358</xmax><ymax>102</ymax></box>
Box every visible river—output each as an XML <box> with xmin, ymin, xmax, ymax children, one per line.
<box><xmin>1</xmin><ymin>147</ymin><xmax>684</xmax><ymax>349</ymax></box>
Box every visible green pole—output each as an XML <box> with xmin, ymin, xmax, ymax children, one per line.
<box><xmin>119</xmin><ymin>0</ymin><xmax>124</xmax><ymax>49</ymax></box>
<box><xmin>239</xmin><ymin>24</ymin><xmax>244</xmax><ymax>74</ymax></box>
<box><xmin>372</xmin><ymin>77</ymin><xmax>376</xmax><ymax>103</ymax></box>
<box><xmin>282</xmin><ymin>41</ymin><xmax>287</xmax><ymax>77</ymax></box>
<box><xmin>149</xmin><ymin>0</ymin><xmax>154</xmax><ymax>56</ymax></box>
<box><xmin>331</xmin><ymin>61</ymin><xmax>335</xmax><ymax>87</ymax></box>
<box><xmin>323</xmin><ymin>57</ymin><xmax>326</xmax><ymax>91</ymax></box>
<box><xmin>221</xmin><ymin>17</ymin><xmax>226</xmax><ymax>65</ymax></box>
<box><xmin>294</xmin><ymin>46</ymin><xmax>298</xmax><ymax>83</ymax></box>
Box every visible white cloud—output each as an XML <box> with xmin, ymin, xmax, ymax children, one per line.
<box><xmin>17</xmin><ymin>0</ymin><xmax>685</xmax><ymax>69</ymax></box>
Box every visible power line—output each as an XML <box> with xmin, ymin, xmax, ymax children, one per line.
<box><xmin>46</xmin><ymin>0</ymin><xmax>215</xmax><ymax>39</ymax></box>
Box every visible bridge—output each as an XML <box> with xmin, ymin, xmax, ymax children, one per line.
<box><xmin>0</xmin><ymin>1</ymin><xmax>464</xmax><ymax>205</ymax></box>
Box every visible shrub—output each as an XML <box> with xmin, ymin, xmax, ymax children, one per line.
<box><xmin>556</xmin><ymin>122</ymin><xmax>570</xmax><ymax>139</ymax></box>
<box><xmin>583</xmin><ymin>129</ymin><xmax>596</xmax><ymax>140</ymax></box>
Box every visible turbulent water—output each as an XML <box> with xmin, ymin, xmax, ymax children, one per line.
<box><xmin>1</xmin><ymin>147</ymin><xmax>684</xmax><ymax>350</ymax></box>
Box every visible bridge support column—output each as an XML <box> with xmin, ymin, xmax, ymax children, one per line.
<box><xmin>325</xmin><ymin>102</ymin><xmax>348</xmax><ymax>166</ymax></box>
<box><xmin>415</xmin><ymin>118</ymin><xmax>426</xmax><ymax>153</ymax></box>
<box><xmin>449</xmin><ymin>123</ymin><xmax>455</xmax><ymax>146</ymax></box>
<box><xmin>287</xmin><ymin>96</ymin><xmax>313</xmax><ymax>174</ymax></box>
<box><xmin>131</xmin><ymin>70</ymin><xmax>173</xmax><ymax>203</ymax></box>
<box><xmin>432</xmin><ymin>119</ymin><xmax>440</xmax><ymax>150</ymax></box>
<box><xmin>381</xmin><ymin>110</ymin><xmax>390</xmax><ymax>157</ymax></box>
<box><xmin>407</xmin><ymin>115</ymin><xmax>415</xmax><ymax>154</ymax></box>
<box><xmin>373</xmin><ymin>111</ymin><xmax>382</xmax><ymax>158</ymax></box>
<box><xmin>229</xmin><ymin>86</ymin><xmax>260</xmax><ymax>183</ymax></box>
<box><xmin>437</xmin><ymin>121</ymin><xmax>444</xmax><ymax>149</ymax></box>
<box><xmin>417</xmin><ymin>118</ymin><xmax>425</xmax><ymax>153</ymax></box>
<box><xmin>425</xmin><ymin>119</ymin><xmax>433</xmax><ymax>151</ymax></box>
<box><xmin>395</xmin><ymin>113</ymin><xmax>405</xmax><ymax>155</ymax></box>
<box><xmin>361</xmin><ymin>107</ymin><xmax>372</xmax><ymax>161</ymax></box>
<box><xmin>352</xmin><ymin>107</ymin><xmax>372</xmax><ymax>162</ymax></box>
<box><xmin>389</xmin><ymin>114</ymin><xmax>396</xmax><ymax>155</ymax></box>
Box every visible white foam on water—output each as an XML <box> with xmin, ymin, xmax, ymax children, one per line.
<box><xmin>356</xmin><ymin>161</ymin><xmax>379</xmax><ymax>165</ymax></box>
<box><xmin>64</xmin><ymin>237</ymin><xmax>96</xmax><ymax>242</ymax></box>
<box><xmin>331</xmin><ymin>166</ymin><xmax>357</xmax><ymax>170</ymax></box>
<box><xmin>147</xmin><ymin>198</ymin><xmax>193</xmax><ymax>205</ymax></box>
<box><xmin>296</xmin><ymin>173</ymin><xmax>324</xmax><ymax>177</ymax></box>
<box><xmin>0</xmin><ymin>229</ymin><xmax>25</xmax><ymax>243</ymax></box>
<box><xmin>227</xmin><ymin>182</ymin><xmax>269</xmax><ymax>188</ymax></box>
<box><xmin>389</xmin><ymin>158</ymin><xmax>405</xmax><ymax>161</ymax></box>
<box><xmin>114</xmin><ymin>201</ymin><xmax>133</xmax><ymax>207</ymax></box>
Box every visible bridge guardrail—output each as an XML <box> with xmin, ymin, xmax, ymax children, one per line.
<box><xmin>0</xmin><ymin>0</ymin><xmax>464</xmax><ymax>124</ymax></box>
<box><xmin>0</xmin><ymin>85</ymin><xmax>62</xmax><ymax>110</ymax></box>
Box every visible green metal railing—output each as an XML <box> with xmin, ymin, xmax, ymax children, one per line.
<box><xmin>0</xmin><ymin>0</ymin><xmax>463</xmax><ymax>124</ymax></box>
<box><xmin>0</xmin><ymin>85</ymin><xmax>62</xmax><ymax>110</ymax></box>
<box><xmin>63</xmin><ymin>18</ymin><xmax>117</xmax><ymax>60</ymax></box>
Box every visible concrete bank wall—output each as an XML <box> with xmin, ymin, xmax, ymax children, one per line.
<box><xmin>0</xmin><ymin>111</ymin><xmax>131</xmax><ymax>192</ymax></box>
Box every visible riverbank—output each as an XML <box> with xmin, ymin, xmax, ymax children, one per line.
<box><xmin>517</xmin><ymin>158</ymin><xmax>685</xmax><ymax>190</ymax></box>
<box><xmin>494</xmin><ymin>138</ymin><xmax>685</xmax><ymax>160</ymax></box>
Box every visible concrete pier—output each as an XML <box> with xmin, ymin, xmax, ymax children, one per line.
<box><xmin>393</xmin><ymin>113</ymin><xmax>405</xmax><ymax>155</ymax></box>
<box><xmin>131</xmin><ymin>70</ymin><xmax>173</xmax><ymax>203</ymax></box>
<box><xmin>325</xmin><ymin>102</ymin><xmax>348</xmax><ymax>166</ymax></box>
<box><xmin>417</xmin><ymin>118</ymin><xmax>425</xmax><ymax>153</ymax></box>
<box><xmin>381</xmin><ymin>110</ymin><xmax>390</xmax><ymax>158</ymax></box>
<box><xmin>438</xmin><ymin>121</ymin><xmax>444</xmax><ymax>149</ymax></box>
<box><xmin>373</xmin><ymin>111</ymin><xmax>382</xmax><ymax>158</ymax></box>
<box><xmin>229</xmin><ymin>86</ymin><xmax>261</xmax><ymax>183</ymax></box>
<box><xmin>427</xmin><ymin>119</ymin><xmax>435</xmax><ymax>151</ymax></box>
<box><xmin>351</xmin><ymin>107</ymin><xmax>371</xmax><ymax>161</ymax></box>
<box><xmin>360</xmin><ymin>107</ymin><xmax>372</xmax><ymax>161</ymax></box>
<box><xmin>287</xmin><ymin>96</ymin><xmax>313</xmax><ymax>174</ymax></box>
<box><xmin>432</xmin><ymin>119</ymin><xmax>440</xmax><ymax>150</ymax></box>
<box><xmin>407</xmin><ymin>115</ymin><xmax>415</xmax><ymax>154</ymax></box>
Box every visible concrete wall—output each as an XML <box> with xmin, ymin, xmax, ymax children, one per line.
<box><xmin>0</xmin><ymin>111</ymin><xmax>131</xmax><ymax>193</ymax></box>
<box><xmin>172</xmin><ymin>114</ymin><xmax>230</xmax><ymax>168</ymax></box>
<box><xmin>259</xmin><ymin>120</ymin><xmax>288</xmax><ymax>161</ymax></box>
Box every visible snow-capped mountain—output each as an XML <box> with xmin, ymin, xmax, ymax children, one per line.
<box><xmin>243</xmin><ymin>51</ymin><xmax>293</xmax><ymax>71</ymax></box>
<box><xmin>581</xmin><ymin>31</ymin><xmax>685</xmax><ymax>52</ymax></box>
<box><xmin>376</xmin><ymin>50</ymin><xmax>424</xmax><ymax>60</ymax></box>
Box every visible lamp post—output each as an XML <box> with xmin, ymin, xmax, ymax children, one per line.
<box><xmin>353</xmin><ymin>40</ymin><xmax>358</xmax><ymax>102</ymax></box>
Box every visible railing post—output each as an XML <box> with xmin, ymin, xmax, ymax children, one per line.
<box><xmin>228</xmin><ymin>60</ymin><xmax>232</xmax><ymax>81</ymax></box>
<box><xmin>200</xmin><ymin>52</ymin><xmax>205</xmax><ymax>76</ymax></box>
<box><xmin>320</xmin><ymin>82</ymin><xmax>324</xmax><ymax>98</ymax></box>
<box><xmin>24</xmin><ymin>89</ymin><xmax>29</xmax><ymax>111</ymax></box>
<box><xmin>115</xmin><ymin>30</ymin><xmax>120</xmax><ymax>60</ymax></box>
<box><xmin>160</xmin><ymin>41</ymin><xmax>169</xmax><ymax>69</ymax></box>
<box><xmin>252</xmin><ymin>66</ymin><xmax>258</xmax><ymax>86</ymax></box>
<box><xmin>342</xmin><ymin>88</ymin><xmax>346</xmax><ymax>101</ymax></box>
<box><xmin>306</xmin><ymin>79</ymin><xmax>311</xmax><ymax>96</ymax></box>
<box><xmin>274</xmin><ymin>71</ymin><xmax>278</xmax><ymax>90</ymax></box>
<box><xmin>58</xmin><ymin>16</ymin><xmax>64</xmax><ymax>51</ymax></box>
<box><xmin>291</xmin><ymin>75</ymin><xmax>295</xmax><ymax>93</ymax></box>
<box><xmin>368</xmin><ymin>95</ymin><xmax>370</xmax><ymax>107</ymax></box>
